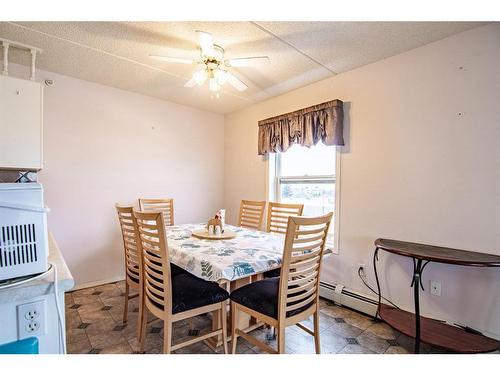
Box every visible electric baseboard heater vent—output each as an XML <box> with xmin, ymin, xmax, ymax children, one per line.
<box><xmin>319</xmin><ymin>281</ymin><xmax>378</xmax><ymax>317</ymax></box>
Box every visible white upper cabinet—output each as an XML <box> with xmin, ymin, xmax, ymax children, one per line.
<box><xmin>0</xmin><ymin>75</ymin><xmax>43</xmax><ymax>170</ymax></box>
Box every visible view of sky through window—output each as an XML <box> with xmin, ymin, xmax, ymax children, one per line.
<box><xmin>280</xmin><ymin>143</ymin><xmax>335</xmax><ymax>177</ymax></box>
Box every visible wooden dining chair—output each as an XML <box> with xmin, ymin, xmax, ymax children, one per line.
<box><xmin>115</xmin><ymin>205</ymin><xmax>143</xmax><ymax>337</ymax></box>
<box><xmin>266</xmin><ymin>202</ymin><xmax>304</xmax><ymax>234</ymax></box>
<box><xmin>264</xmin><ymin>202</ymin><xmax>305</xmax><ymax>278</ymax></box>
<box><xmin>138</xmin><ymin>198</ymin><xmax>175</xmax><ymax>226</ymax></box>
<box><xmin>134</xmin><ymin>210</ymin><xmax>229</xmax><ymax>354</ymax></box>
<box><xmin>230</xmin><ymin>212</ymin><xmax>333</xmax><ymax>354</ymax></box>
<box><xmin>237</xmin><ymin>200</ymin><xmax>266</xmax><ymax>230</ymax></box>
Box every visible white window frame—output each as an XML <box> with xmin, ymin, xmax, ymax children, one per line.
<box><xmin>266</xmin><ymin>146</ymin><xmax>341</xmax><ymax>254</ymax></box>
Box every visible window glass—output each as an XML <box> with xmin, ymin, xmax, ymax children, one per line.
<box><xmin>280</xmin><ymin>143</ymin><xmax>335</xmax><ymax>177</ymax></box>
<box><xmin>280</xmin><ymin>182</ymin><xmax>335</xmax><ymax>217</ymax></box>
<box><xmin>275</xmin><ymin>143</ymin><xmax>337</xmax><ymax>241</ymax></box>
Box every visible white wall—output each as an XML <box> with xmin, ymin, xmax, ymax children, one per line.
<box><xmin>224</xmin><ymin>24</ymin><xmax>500</xmax><ymax>337</ymax></box>
<box><xmin>8</xmin><ymin>63</ymin><xmax>225</xmax><ymax>287</ymax></box>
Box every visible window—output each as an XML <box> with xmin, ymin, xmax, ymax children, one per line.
<box><xmin>269</xmin><ymin>143</ymin><xmax>340</xmax><ymax>252</ymax></box>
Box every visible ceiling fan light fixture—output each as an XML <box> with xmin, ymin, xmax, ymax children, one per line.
<box><xmin>209</xmin><ymin>78</ymin><xmax>221</xmax><ymax>93</ymax></box>
<box><xmin>156</xmin><ymin>30</ymin><xmax>262</xmax><ymax>96</ymax></box>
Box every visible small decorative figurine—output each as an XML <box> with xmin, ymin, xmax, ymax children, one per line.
<box><xmin>206</xmin><ymin>209</ymin><xmax>226</xmax><ymax>235</ymax></box>
<box><xmin>206</xmin><ymin>216</ymin><xmax>223</xmax><ymax>235</ymax></box>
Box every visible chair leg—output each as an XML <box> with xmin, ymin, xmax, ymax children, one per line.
<box><xmin>122</xmin><ymin>282</ymin><xmax>129</xmax><ymax>324</ymax></box>
<box><xmin>230</xmin><ymin>301</ymin><xmax>238</xmax><ymax>354</ymax></box>
<box><xmin>313</xmin><ymin>311</ymin><xmax>321</xmax><ymax>354</ymax></box>
<box><xmin>277</xmin><ymin>325</ymin><xmax>286</xmax><ymax>354</ymax></box>
<box><xmin>138</xmin><ymin>306</ymin><xmax>148</xmax><ymax>353</ymax></box>
<box><xmin>220</xmin><ymin>302</ymin><xmax>228</xmax><ymax>354</ymax></box>
<box><xmin>272</xmin><ymin>326</ymin><xmax>276</xmax><ymax>338</ymax></box>
<box><xmin>163</xmin><ymin>320</ymin><xmax>172</xmax><ymax>354</ymax></box>
<box><xmin>136</xmin><ymin>288</ymin><xmax>144</xmax><ymax>340</ymax></box>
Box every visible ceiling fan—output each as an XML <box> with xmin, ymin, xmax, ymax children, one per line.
<box><xmin>149</xmin><ymin>31</ymin><xmax>270</xmax><ymax>97</ymax></box>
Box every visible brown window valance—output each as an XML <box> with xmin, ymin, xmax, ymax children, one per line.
<box><xmin>258</xmin><ymin>99</ymin><xmax>344</xmax><ymax>155</ymax></box>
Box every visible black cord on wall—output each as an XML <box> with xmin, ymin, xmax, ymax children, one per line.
<box><xmin>357</xmin><ymin>266</ymin><xmax>401</xmax><ymax>310</ymax></box>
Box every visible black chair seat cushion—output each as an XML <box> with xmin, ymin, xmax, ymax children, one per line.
<box><xmin>230</xmin><ymin>277</ymin><xmax>313</xmax><ymax>319</ymax></box>
<box><xmin>147</xmin><ymin>271</ymin><xmax>229</xmax><ymax>314</ymax></box>
<box><xmin>129</xmin><ymin>263</ymin><xmax>186</xmax><ymax>284</ymax></box>
<box><xmin>171</xmin><ymin>273</ymin><xmax>229</xmax><ymax>314</ymax></box>
<box><xmin>263</xmin><ymin>268</ymin><xmax>281</xmax><ymax>278</ymax></box>
<box><xmin>170</xmin><ymin>263</ymin><xmax>187</xmax><ymax>277</ymax></box>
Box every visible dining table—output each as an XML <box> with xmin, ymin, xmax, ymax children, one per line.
<box><xmin>164</xmin><ymin>222</ymin><xmax>327</xmax><ymax>349</ymax></box>
<box><xmin>166</xmin><ymin>223</ymin><xmax>285</xmax><ymax>282</ymax></box>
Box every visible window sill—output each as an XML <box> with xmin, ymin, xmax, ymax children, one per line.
<box><xmin>325</xmin><ymin>242</ymin><xmax>339</xmax><ymax>255</ymax></box>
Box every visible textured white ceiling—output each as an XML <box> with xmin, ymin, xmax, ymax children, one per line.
<box><xmin>0</xmin><ymin>21</ymin><xmax>485</xmax><ymax>114</ymax></box>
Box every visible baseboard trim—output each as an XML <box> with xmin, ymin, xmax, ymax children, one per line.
<box><xmin>71</xmin><ymin>276</ymin><xmax>125</xmax><ymax>291</ymax></box>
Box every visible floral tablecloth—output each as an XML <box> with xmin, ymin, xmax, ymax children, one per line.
<box><xmin>165</xmin><ymin>223</ymin><xmax>285</xmax><ymax>282</ymax></box>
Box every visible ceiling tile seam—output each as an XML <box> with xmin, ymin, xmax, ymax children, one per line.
<box><xmin>249</xmin><ymin>21</ymin><xmax>338</xmax><ymax>76</ymax></box>
<box><xmin>6</xmin><ymin>22</ymin><xmax>255</xmax><ymax>104</ymax></box>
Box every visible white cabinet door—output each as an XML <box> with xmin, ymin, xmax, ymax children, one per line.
<box><xmin>0</xmin><ymin>75</ymin><xmax>43</xmax><ymax>170</ymax></box>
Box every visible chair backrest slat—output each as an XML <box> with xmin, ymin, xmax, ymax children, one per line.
<box><xmin>138</xmin><ymin>198</ymin><xmax>175</xmax><ymax>226</ymax></box>
<box><xmin>277</xmin><ymin>213</ymin><xmax>333</xmax><ymax>320</ymax></box>
<box><xmin>266</xmin><ymin>202</ymin><xmax>304</xmax><ymax>234</ymax></box>
<box><xmin>238</xmin><ymin>200</ymin><xmax>266</xmax><ymax>230</ymax></box>
<box><xmin>116</xmin><ymin>205</ymin><xmax>141</xmax><ymax>287</ymax></box>
<box><xmin>133</xmin><ymin>210</ymin><xmax>172</xmax><ymax>316</ymax></box>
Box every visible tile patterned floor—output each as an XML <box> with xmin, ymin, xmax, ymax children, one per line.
<box><xmin>65</xmin><ymin>281</ymin><xmax>497</xmax><ymax>354</ymax></box>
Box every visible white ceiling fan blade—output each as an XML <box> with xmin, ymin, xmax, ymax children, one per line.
<box><xmin>225</xmin><ymin>56</ymin><xmax>270</xmax><ymax>67</ymax></box>
<box><xmin>149</xmin><ymin>55</ymin><xmax>196</xmax><ymax>64</ymax></box>
<box><xmin>184</xmin><ymin>76</ymin><xmax>198</xmax><ymax>88</ymax></box>
<box><xmin>196</xmin><ymin>30</ymin><xmax>215</xmax><ymax>57</ymax></box>
<box><xmin>226</xmin><ymin>72</ymin><xmax>248</xmax><ymax>92</ymax></box>
<box><xmin>184</xmin><ymin>70</ymin><xmax>207</xmax><ymax>88</ymax></box>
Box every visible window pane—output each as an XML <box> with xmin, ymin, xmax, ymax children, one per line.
<box><xmin>280</xmin><ymin>182</ymin><xmax>335</xmax><ymax>218</ymax></box>
<box><xmin>280</xmin><ymin>143</ymin><xmax>335</xmax><ymax>177</ymax></box>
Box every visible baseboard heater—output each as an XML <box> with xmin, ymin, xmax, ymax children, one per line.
<box><xmin>319</xmin><ymin>281</ymin><xmax>378</xmax><ymax>317</ymax></box>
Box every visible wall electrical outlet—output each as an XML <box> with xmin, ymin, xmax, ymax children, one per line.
<box><xmin>17</xmin><ymin>300</ymin><xmax>47</xmax><ymax>339</ymax></box>
<box><xmin>430</xmin><ymin>280</ymin><xmax>442</xmax><ymax>296</ymax></box>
